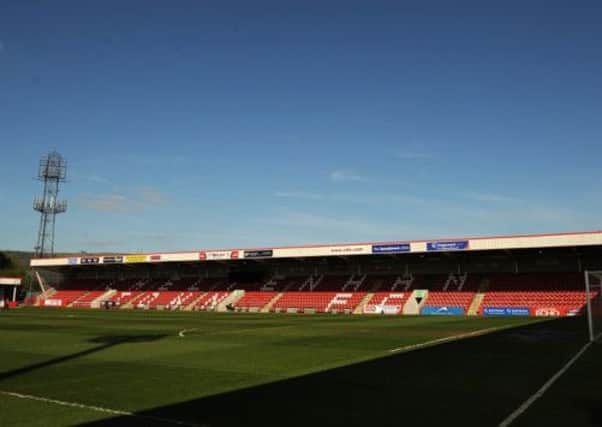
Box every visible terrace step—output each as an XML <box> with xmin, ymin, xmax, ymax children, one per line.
<box><xmin>261</xmin><ymin>292</ymin><xmax>283</xmax><ymax>313</ymax></box>
<box><xmin>468</xmin><ymin>292</ymin><xmax>486</xmax><ymax>315</ymax></box>
<box><xmin>353</xmin><ymin>292</ymin><xmax>374</xmax><ymax>314</ymax></box>
<box><xmin>403</xmin><ymin>290</ymin><xmax>429</xmax><ymax>315</ymax></box>
<box><xmin>92</xmin><ymin>289</ymin><xmax>116</xmax><ymax>308</ymax></box>
<box><xmin>216</xmin><ymin>290</ymin><xmax>244</xmax><ymax>312</ymax></box>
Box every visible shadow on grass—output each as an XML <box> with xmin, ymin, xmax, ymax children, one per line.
<box><xmin>0</xmin><ymin>334</ymin><xmax>166</xmax><ymax>383</ymax></box>
<box><xmin>78</xmin><ymin>318</ymin><xmax>599</xmax><ymax>427</ymax></box>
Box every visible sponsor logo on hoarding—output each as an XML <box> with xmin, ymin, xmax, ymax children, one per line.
<box><xmin>102</xmin><ymin>256</ymin><xmax>123</xmax><ymax>264</ymax></box>
<box><xmin>244</xmin><ymin>250</ymin><xmax>273</xmax><ymax>258</ymax></box>
<box><xmin>44</xmin><ymin>299</ymin><xmax>62</xmax><ymax>307</ymax></box>
<box><xmin>204</xmin><ymin>251</ymin><xmax>233</xmax><ymax>260</ymax></box>
<box><xmin>68</xmin><ymin>257</ymin><xmax>78</xmax><ymax>265</ymax></box>
<box><xmin>199</xmin><ymin>251</ymin><xmax>239</xmax><ymax>261</ymax></box>
<box><xmin>426</xmin><ymin>241</ymin><xmax>469</xmax><ymax>251</ymax></box>
<box><xmin>124</xmin><ymin>255</ymin><xmax>148</xmax><ymax>263</ymax></box>
<box><xmin>150</xmin><ymin>254</ymin><xmax>161</xmax><ymax>261</ymax></box>
<box><xmin>421</xmin><ymin>306</ymin><xmax>465</xmax><ymax>315</ymax></box>
<box><xmin>364</xmin><ymin>304</ymin><xmax>402</xmax><ymax>315</ymax></box>
<box><xmin>535</xmin><ymin>308</ymin><xmax>561</xmax><ymax>317</ymax></box>
<box><xmin>483</xmin><ymin>307</ymin><xmax>530</xmax><ymax>316</ymax></box>
<box><xmin>80</xmin><ymin>257</ymin><xmax>100</xmax><ymax>265</ymax></box>
<box><xmin>372</xmin><ymin>244</ymin><xmax>411</xmax><ymax>254</ymax></box>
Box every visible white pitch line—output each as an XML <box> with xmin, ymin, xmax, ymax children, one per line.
<box><xmin>389</xmin><ymin>325</ymin><xmax>507</xmax><ymax>353</ymax></box>
<box><xmin>0</xmin><ymin>390</ymin><xmax>203</xmax><ymax>427</ymax></box>
<box><xmin>498</xmin><ymin>331</ymin><xmax>602</xmax><ymax>427</ymax></box>
<box><xmin>178</xmin><ymin>328</ymin><xmax>198</xmax><ymax>338</ymax></box>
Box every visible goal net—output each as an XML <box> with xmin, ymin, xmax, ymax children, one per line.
<box><xmin>584</xmin><ymin>271</ymin><xmax>602</xmax><ymax>342</ymax></box>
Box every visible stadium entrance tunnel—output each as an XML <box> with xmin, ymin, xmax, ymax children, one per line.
<box><xmin>0</xmin><ymin>334</ymin><xmax>166</xmax><ymax>383</ymax></box>
<box><xmin>78</xmin><ymin>319</ymin><xmax>598</xmax><ymax>427</ymax></box>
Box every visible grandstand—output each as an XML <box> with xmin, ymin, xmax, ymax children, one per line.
<box><xmin>30</xmin><ymin>230</ymin><xmax>602</xmax><ymax>317</ymax></box>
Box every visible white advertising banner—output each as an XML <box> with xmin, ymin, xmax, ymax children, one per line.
<box><xmin>44</xmin><ymin>299</ymin><xmax>62</xmax><ymax>307</ymax></box>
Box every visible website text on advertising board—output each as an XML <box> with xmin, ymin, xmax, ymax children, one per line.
<box><xmin>330</xmin><ymin>247</ymin><xmax>365</xmax><ymax>254</ymax></box>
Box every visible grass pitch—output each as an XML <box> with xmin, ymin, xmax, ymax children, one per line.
<box><xmin>0</xmin><ymin>309</ymin><xmax>598</xmax><ymax>426</ymax></box>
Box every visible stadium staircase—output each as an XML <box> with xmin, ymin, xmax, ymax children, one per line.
<box><xmin>261</xmin><ymin>292</ymin><xmax>283</xmax><ymax>313</ymax></box>
<box><xmin>94</xmin><ymin>289</ymin><xmax>115</xmax><ymax>307</ymax></box>
<box><xmin>467</xmin><ymin>279</ymin><xmax>489</xmax><ymax>315</ymax></box>
<box><xmin>353</xmin><ymin>292</ymin><xmax>374</xmax><ymax>314</ymax></box>
<box><xmin>403</xmin><ymin>290</ymin><xmax>429</xmax><ymax>314</ymax></box>
<box><xmin>216</xmin><ymin>290</ymin><xmax>244</xmax><ymax>312</ymax></box>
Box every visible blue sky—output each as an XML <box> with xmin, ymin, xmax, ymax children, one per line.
<box><xmin>1</xmin><ymin>1</ymin><xmax>601</xmax><ymax>253</ymax></box>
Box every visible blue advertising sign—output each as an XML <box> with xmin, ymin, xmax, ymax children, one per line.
<box><xmin>421</xmin><ymin>306</ymin><xmax>465</xmax><ymax>315</ymax></box>
<box><xmin>482</xmin><ymin>307</ymin><xmax>530</xmax><ymax>316</ymax></box>
<box><xmin>427</xmin><ymin>241</ymin><xmax>469</xmax><ymax>251</ymax></box>
<box><xmin>372</xmin><ymin>244</ymin><xmax>411</xmax><ymax>254</ymax></box>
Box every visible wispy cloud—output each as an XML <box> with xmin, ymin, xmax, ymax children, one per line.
<box><xmin>69</xmin><ymin>170</ymin><xmax>111</xmax><ymax>185</ymax></box>
<box><xmin>78</xmin><ymin>239</ymin><xmax>125</xmax><ymax>250</ymax></box>
<box><xmin>275</xmin><ymin>190</ymin><xmax>426</xmax><ymax>206</ymax></box>
<box><xmin>87</xmin><ymin>175</ymin><xmax>110</xmax><ymax>184</ymax></box>
<box><xmin>77</xmin><ymin>194</ymin><xmax>136</xmax><ymax>213</ymax></box>
<box><xmin>329</xmin><ymin>170</ymin><xmax>370</xmax><ymax>183</ymax></box>
<box><xmin>261</xmin><ymin>211</ymin><xmax>441</xmax><ymax>241</ymax></box>
<box><xmin>137</xmin><ymin>186</ymin><xmax>169</xmax><ymax>204</ymax></box>
<box><xmin>463</xmin><ymin>191</ymin><xmax>519</xmax><ymax>204</ymax></box>
<box><xmin>392</xmin><ymin>142</ymin><xmax>433</xmax><ymax>160</ymax></box>
<box><xmin>77</xmin><ymin>186</ymin><xmax>168</xmax><ymax>214</ymax></box>
<box><xmin>274</xmin><ymin>191</ymin><xmax>325</xmax><ymax>200</ymax></box>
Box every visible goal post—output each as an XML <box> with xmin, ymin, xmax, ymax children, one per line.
<box><xmin>584</xmin><ymin>270</ymin><xmax>602</xmax><ymax>342</ymax></box>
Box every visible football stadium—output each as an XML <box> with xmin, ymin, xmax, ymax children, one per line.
<box><xmin>0</xmin><ymin>231</ymin><xmax>600</xmax><ymax>426</ymax></box>
<box><xmin>3</xmin><ymin>2</ymin><xmax>602</xmax><ymax>427</ymax></box>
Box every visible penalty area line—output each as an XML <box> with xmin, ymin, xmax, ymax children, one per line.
<box><xmin>0</xmin><ymin>390</ymin><xmax>203</xmax><ymax>427</ymax></box>
<box><xmin>498</xmin><ymin>331</ymin><xmax>602</xmax><ymax>427</ymax></box>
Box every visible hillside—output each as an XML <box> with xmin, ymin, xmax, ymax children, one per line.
<box><xmin>0</xmin><ymin>251</ymin><xmax>32</xmax><ymax>278</ymax></box>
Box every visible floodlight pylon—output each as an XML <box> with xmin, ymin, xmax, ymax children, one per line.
<box><xmin>33</xmin><ymin>151</ymin><xmax>67</xmax><ymax>257</ymax></box>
